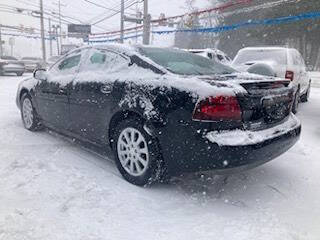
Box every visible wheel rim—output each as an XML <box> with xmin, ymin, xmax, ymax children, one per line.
<box><xmin>117</xmin><ymin>127</ymin><xmax>150</xmax><ymax>177</ymax></box>
<box><xmin>22</xmin><ymin>98</ymin><xmax>34</xmax><ymax>129</ymax></box>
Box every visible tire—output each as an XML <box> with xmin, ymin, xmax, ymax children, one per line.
<box><xmin>301</xmin><ymin>82</ymin><xmax>311</xmax><ymax>103</ymax></box>
<box><xmin>17</xmin><ymin>72</ymin><xmax>24</xmax><ymax>76</ymax></box>
<box><xmin>113</xmin><ymin>118</ymin><xmax>164</xmax><ymax>186</ymax></box>
<box><xmin>20</xmin><ymin>93</ymin><xmax>42</xmax><ymax>131</ymax></box>
<box><xmin>292</xmin><ymin>87</ymin><xmax>300</xmax><ymax>114</ymax></box>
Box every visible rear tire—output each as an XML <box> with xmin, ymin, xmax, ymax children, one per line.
<box><xmin>301</xmin><ymin>82</ymin><xmax>311</xmax><ymax>103</ymax></box>
<box><xmin>17</xmin><ymin>72</ymin><xmax>24</xmax><ymax>76</ymax></box>
<box><xmin>20</xmin><ymin>93</ymin><xmax>42</xmax><ymax>131</ymax></box>
<box><xmin>113</xmin><ymin>118</ymin><xmax>164</xmax><ymax>186</ymax></box>
<box><xmin>292</xmin><ymin>87</ymin><xmax>300</xmax><ymax>114</ymax></box>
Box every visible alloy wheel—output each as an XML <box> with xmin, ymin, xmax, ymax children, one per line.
<box><xmin>117</xmin><ymin>127</ymin><xmax>150</xmax><ymax>177</ymax></box>
<box><xmin>22</xmin><ymin>98</ymin><xmax>34</xmax><ymax>129</ymax></box>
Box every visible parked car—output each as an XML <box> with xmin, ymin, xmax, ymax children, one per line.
<box><xmin>0</xmin><ymin>56</ymin><xmax>25</xmax><ymax>76</ymax></box>
<box><xmin>20</xmin><ymin>57</ymin><xmax>45</xmax><ymax>72</ymax></box>
<box><xmin>187</xmin><ymin>48</ymin><xmax>232</xmax><ymax>65</ymax></box>
<box><xmin>232</xmin><ymin>47</ymin><xmax>312</xmax><ymax>113</ymax></box>
<box><xmin>16</xmin><ymin>44</ymin><xmax>301</xmax><ymax>186</ymax></box>
<box><xmin>46</xmin><ymin>55</ymin><xmax>62</xmax><ymax>68</ymax></box>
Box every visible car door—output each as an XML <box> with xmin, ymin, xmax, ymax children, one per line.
<box><xmin>289</xmin><ymin>50</ymin><xmax>302</xmax><ymax>87</ymax></box>
<box><xmin>35</xmin><ymin>50</ymin><xmax>83</xmax><ymax>130</ymax></box>
<box><xmin>298</xmin><ymin>52</ymin><xmax>309</xmax><ymax>94</ymax></box>
<box><xmin>69</xmin><ymin>48</ymin><xmax>130</xmax><ymax>143</ymax></box>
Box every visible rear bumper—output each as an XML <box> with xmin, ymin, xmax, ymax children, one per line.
<box><xmin>161</xmin><ymin>114</ymin><xmax>301</xmax><ymax>174</ymax></box>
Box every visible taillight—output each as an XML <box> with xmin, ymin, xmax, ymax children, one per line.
<box><xmin>192</xmin><ymin>96</ymin><xmax>242</xmax><ymax>121</ymax></box>
<box><xmin>285</xmin><ymin>71</ymin><xmax>294</xmax><ymax>81</ymax></box>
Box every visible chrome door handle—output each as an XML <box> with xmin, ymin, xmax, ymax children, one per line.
<box><xmin>59</xmin><ymin>89</ymin><xmax>67</xmax><ymax>95</ymax></box>
<box><xmin>100</xmin><ymin>85</ymin><xmax>112</xmax><ymax>94</ymax></box>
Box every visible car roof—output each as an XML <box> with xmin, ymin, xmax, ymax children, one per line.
<box><xmin>239</xmin><ymin>47</ymin><xmax>292</xmax><ymax>51</ymax></box>
<box><xmin>1</xmin><ymin>56</ymin><xmax>17</xmax><ymax>60</ymax></box>
<box><xmin>22</xmin><ymin>57</ymin><xmax>41</xmax><ymax>59</ymax></box>
<box><xmin>187</xmin><ymin>48</ymin><xmax>226</xmax><ymax>55</ymax></box>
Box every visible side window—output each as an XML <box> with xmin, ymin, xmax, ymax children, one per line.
<box><xmin>81</xmin><ymin>49</ymin><xmax>129</xmax><ymax>72</ymax></box>
<box><xmin>299</xmin><ymin>54</ymin><xmax>307</xmax><ymax>71</ymax></box>
<box><xmin>58</xmin><ymin>55</ymin><xmax>81</xmax><ymax>70</ymax></box>
<box><xmin>292</xmin><ymin>51</ymin><xmax>301</xmax><ymax>66</ymax></box>
<box><xmin>90</xmin><ymin>52</ymin><xmax>106</xmax><ymax>64</ymax></box>
<box><xmin>207</xmin><ymin>53</ymin><xmax>213</xmax><ymax>59</ymax></box>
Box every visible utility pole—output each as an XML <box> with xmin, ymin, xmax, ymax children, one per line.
<box><xmin>40</xmin><ymin>0</ymin><xmax>46</xmax><ymax>61</ymax></box>
<box><xmin>53</xmin><ymin>25</ymin><xmax>60</xmax><ymax>55</ymax></box>
<box><xmin>143</xmin><ymin>0</ymin><xmax>150</xmax><ymax>45</ymax></box>
<box><xmin>58</xmin><ymin>0</ymin><xmax>62</xmax><ymax>50</ymax></box>
<box><xmin>49</xmin><ymin>18</ymin><xmax>53</xmax><ymax>56</ymax></box>
<box><xmin>0</xmin><ymin>24</ymin><xmax>3</xmax><ymax>57</ymax></box>
<box><xmin>53</xmin><ymin>1</ymin><xmax>66</xmax><ymax>54</ymax></box>
<box><xmin>120</xmin><ymin>0</ymin><xmax>124</xmax><ymax>43</ymax></box>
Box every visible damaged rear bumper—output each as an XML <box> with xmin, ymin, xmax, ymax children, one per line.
<box><xmin>206</xmin><ymin>113</ymin><xmax>300</xmax><ymax>147</ymax></box>
<box><xmin>166</xmin><ymin>114</ymin><xmax>301</xmax><ymax>174</ymax></box>
<box><xmin>203</xmin><ymin>113</ymin><xmax>301</xmax><ymax>172</ymax></box>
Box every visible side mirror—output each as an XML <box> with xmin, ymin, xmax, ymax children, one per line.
<box><xmin>33</xmin><ymin>69</ymin><xmax>47</xmax><ymax>81</ymax></box>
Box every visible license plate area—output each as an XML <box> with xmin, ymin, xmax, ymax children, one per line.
<box><xmin>262</xmin><ymin>95</ymin><xmax>291</xmax><ymax>123</ymax></box>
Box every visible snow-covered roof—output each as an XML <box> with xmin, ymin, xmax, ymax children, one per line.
<box><xmin>186</xmin><ymin>48</ymin><xmax>226</xmax><ymax>55</ymax></box>
<box><xmin>239</xmin><ymin>46</ymin><xmax>293</xmax><ymax>51</ymax></box>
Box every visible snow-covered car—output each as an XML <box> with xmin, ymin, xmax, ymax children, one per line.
<box><xmin>187</xmin><ymin>48</ymin><xmax>232</xmax><ymax>65</ymax></box>
<box><xmin>232</xmin><ymin>47</ymin><xmax>312</xmax><ymax>113</ymax></box>
<box><xmin>16</xmin><ymin>44</ymin><xmax>301</xmax><ymax>186</ymax></box>
<box><xmin>0</xmin><ymin>56</ymin><xmax>25</xmax><ymax>76</ymax></box>
<box><xmin>20</xmin><ymin>57</ymin><xmax>45</xmax><ymax>72</ymax></box>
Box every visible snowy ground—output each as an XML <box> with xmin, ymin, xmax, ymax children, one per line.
<box><xmin>0</xmin><ymin>74</ymin><xmax>320</xmax><ymax>240</ymax></box>
<box><xmin>310</xmin><ymin>72</ymin><xmax>320</xmax><ymax>88</ymax></box>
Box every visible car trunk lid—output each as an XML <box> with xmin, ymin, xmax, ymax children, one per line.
<box><xmin>199</xmin><ymin>74</ymin><xmax>294</xmax><ymax>130</ymax></box>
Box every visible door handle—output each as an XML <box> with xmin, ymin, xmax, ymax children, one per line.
<box><xmin>100</xmin><ymin>85</ymin><xmax>112</xmax><ymax>94</ymax></box>
<box><xmin>59</xmin><ymin>89</ymin><xmax>67</xmax><ymax>95</ymax></box>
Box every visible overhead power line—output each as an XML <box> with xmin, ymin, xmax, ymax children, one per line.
<box><xmin>90</xmin><ymin>0</ymin><xmax>139</xmax><ymax>25</ymax></box>
<box><xmin>90</xmin><ymin>0</ymin><xmax>252</xmax><ymax>37</ymax></box>
<box><xmin>83</xmin><ymin>0</ymin><xmax>132</xmax><ymax>13</ymax></box>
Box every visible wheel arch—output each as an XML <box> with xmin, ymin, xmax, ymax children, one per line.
<box><xmin>18</xmin><ymin>88</ymin><xmax>30</xmax><ymax>109</ymax></box>
<box><xmin>19</xmin><ymin>88</ymin><xmax>30</xmax><ymax>101</ymax></box>
<box><xmin>108</xmin><ymin>110</ymin><xmax>146</xmax><ymax>149</ymax></box>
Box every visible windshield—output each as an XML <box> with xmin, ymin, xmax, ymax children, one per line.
<box><xmin>139</xmin><ymin>47</ymin><xmax>236</xmax><ymax>76</ymax></box>
<box><xmin>233</xmin><ymin>49</ymin><xmax>287</xmax><ymax>65</ymax></box>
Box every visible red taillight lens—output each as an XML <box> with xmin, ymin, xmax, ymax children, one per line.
<box><xmin>285</xmin><ymin>71</ymin><xmax>294</xmax><ymax>81</ymax></box>
<box><xmin>192</xmin><ymin>96</ymin><xmax>242</xmax><ymax>121</ymax></box>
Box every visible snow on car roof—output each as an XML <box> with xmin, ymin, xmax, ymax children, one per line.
<box><xmin>53</xmin><ymin>43</ymin><xmax>243</xmax><ymax>100</ymax></box>
<box><xmin>187</xmin><ymin>48</ymin><xmax>225</xmax><ymax>55</ymax></box>
<box><xmin>239</xmin><ymin>46</ymin><xmax>292</xmax><ymax>51</ymax></box>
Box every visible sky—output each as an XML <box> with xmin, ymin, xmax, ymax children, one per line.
<box><xmin>0</xmin><ymin>0</ymin><xmax>208</xmax><ymax>57</ymax></box>
<box><xmin>0</xmin><ymin>0</ymin><xmax>208</xmax><ymax>33</ymax></box>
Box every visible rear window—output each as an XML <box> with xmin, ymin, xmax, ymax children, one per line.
<box><xmin>139</xmin><ymin>47</ymin><xmax>236</xmax><ymax>76</ymax></box>
<box><xmin>233</xmin><ymin>49</ymin><xmax>287</xmax><ymax>65</ymax></box>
